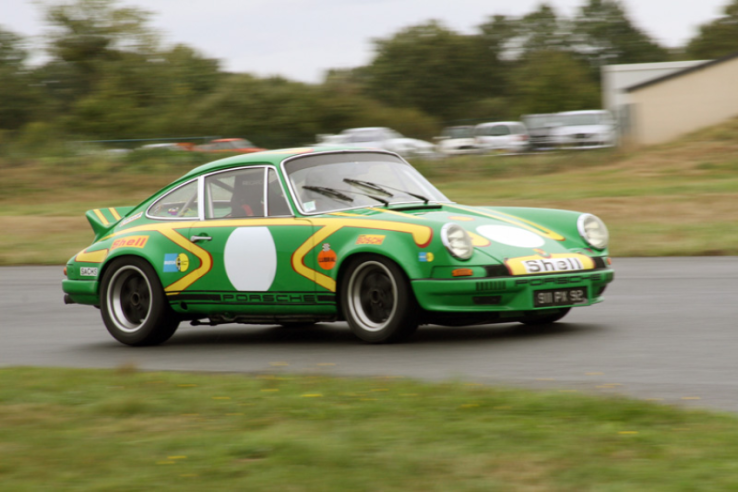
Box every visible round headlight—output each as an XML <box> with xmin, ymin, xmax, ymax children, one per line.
<box><xmin>441</xmin><ymin>223</ymin><xmax>473</xmax><ymax>260</ymax></box>
<box><xmin>578</xmin><ymin>214</ymin><xmax>609</xmax><ymax>250</ymax></box>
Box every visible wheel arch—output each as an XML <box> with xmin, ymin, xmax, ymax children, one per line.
<box><xmin>335</xmin><ymin>251</ymin><xmax>416</xmax><ymax>320</ymax></box>
<box><xmin>97</xmin><ymin>252</ymin><xmax>160</xmax><ymax>297</ymax></box>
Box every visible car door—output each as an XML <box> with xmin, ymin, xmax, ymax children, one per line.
<box><xmin>185</xmin><ymin>166</ymin><xmax>320</xmax><ymax>314</ymax></box>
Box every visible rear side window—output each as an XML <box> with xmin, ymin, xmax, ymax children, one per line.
<box><xmin>148</xmin><ymin>180</ymin><xmax>199</xmax><ymax>219</ymax></box>
<box><xmin>478</xmin><ymin>125</ymin><xmax>510</xmax><ymax>137</ymax></box>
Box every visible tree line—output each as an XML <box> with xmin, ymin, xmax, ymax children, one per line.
<box><xmin>1</xmin><ymin>0</ymin><xmax>737</xmax><ymax>149</ymax></box>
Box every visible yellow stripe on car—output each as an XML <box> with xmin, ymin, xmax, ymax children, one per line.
<box><xmin>93</xmin><ymin>209</ymin><xmax>109</xmax><ymax>226</ymax></box>
<box><xmin>447</xmin><ymin>205</ymin><xmax>565</xmax><ymax>241</ymax></box>
<box><xmin>109</xmin><ymin>208</ymin><xmax>122</xmax><ymax>221</ymax></box>
<box><xmin>102</xmin><ymin>217</ymin><xmax>433</xmax><ymax>293</ymax></box>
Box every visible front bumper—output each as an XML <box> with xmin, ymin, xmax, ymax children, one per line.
<box><xmin>412</xmin><ymin>269</ymin><xmax>614</xmax><ymax>313</ymax></box>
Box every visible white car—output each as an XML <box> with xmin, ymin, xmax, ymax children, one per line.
<box><xmin>321</xmin><ymin>127</ymin><xmax>437</xmax><ymax>158</ymax></box>
<box><xmin>435</xmin><ymin>125</ymin><xmax>481</xmax><ymax>155</ymax></box>
<box><xmin>474</xmin><ymin>121</ymin><xmax>530</xmax><ymax>154</ymax></box>
<box><xmin>549</xmin><ymin>110</ymin><xmax>617</xmax><ymax>149</ymax></box>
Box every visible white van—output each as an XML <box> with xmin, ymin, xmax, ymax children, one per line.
<box><xmin>549</xmin><ymin>110</ymin><xmax>617</xmax><ymax>149</ymax></box>
<box><xmin>473</xmin><ymin>121</ymin><xmax>530</xmax><ymax>154</ymax></box>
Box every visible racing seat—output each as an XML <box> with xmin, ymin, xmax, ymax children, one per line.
<box><xmin>230</xmin><ymin>179</ymin><xmax>264</xmax><ymax>217</ymax></box>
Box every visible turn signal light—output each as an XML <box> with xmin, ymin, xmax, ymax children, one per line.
<box><xmin>452</xmin><ymin>268</ymin><xmax>474</xmax><ymax>277</ymax></box>
<box><xmin>63</xmin><ymin>267</ymin><xmax>67</xmax><ymax>276</ymax></box>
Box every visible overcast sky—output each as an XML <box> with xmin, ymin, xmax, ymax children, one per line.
<box><xmin>7</xmin><ymin>0</ymin><xmax>729</xmax><ymax>83</ymax></box>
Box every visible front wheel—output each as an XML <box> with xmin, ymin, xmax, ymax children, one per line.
<box><xmin>100</xmin><ymin>257</ymin><xmax>179</xmax><ymax>346</ymax></box>
<box><xmin>340</xmin><ymin>256</ymin><xmax>418</xmax><ymax>343</ymax></box>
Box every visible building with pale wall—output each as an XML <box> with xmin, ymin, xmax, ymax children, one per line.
<box><xmin>624</xmin><ymin>53</ymin><xmax>738</xmax><ymax>145</ymax></box>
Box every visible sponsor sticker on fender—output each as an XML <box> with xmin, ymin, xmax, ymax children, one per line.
<box><xmin>318</xmin><ymin>243</ymin><xmax>337</xmax><ymax>270</ymax></box>
<box><xmin>111</xmin><ymin>235</ymin><xmax>149</xmax><ymax>250</ymax></box>
<box><xmin>356</xmin><ymin>234</ymin><xmax>385</xmax><ymax>245</ymax></box>
<box><xmin>80</xmin><ymin>267</ymin><xmax>98</xmax><ymax>277</ymax></box>
<box><xmin>505</xmin><ymin>253</ymin><xmax>595</xmax><ymax>276</ymax></box>
<box><xmin>164</xmin><ymin>253</ymin><xmax>190</xmax><ymax>273</ymax></box>
<box><xmin>119</xmin><ymin>212</ymin><xmax>143</xmax><ymax>227</ymax></box>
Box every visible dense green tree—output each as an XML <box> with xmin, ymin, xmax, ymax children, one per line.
<box><xmin>573</xmin><ymin>0</ymin><xmax>670</xmax><ymax>71</ymax></box>
<box><xmin>361</xmin><ymin>21</ymin><xmax>504</xmax><ymax>121</ymax></box>
<box><xmin>509</xmin><ymin>49</ymin><xmax>600</xmax><ymax>116</ymax></box>
<box><xmin>41</xmin><ymin>0</ymin><xmax>159</xmax><ymax>104</ymax></box>
<box><xmin>0</xmin><ymin>27</ymin><xmax>44</xmax><ymax>130</ymax></box>
<box><xmin>686</xmin><ymin>0</ymin><xmax>738</xmax><ymax>59</ymax></box>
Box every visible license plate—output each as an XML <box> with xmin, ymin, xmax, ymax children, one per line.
<box><xmin>534</xmin><ymin>287</ymin><xmax>588</xmax><ymax>307</ymax></box>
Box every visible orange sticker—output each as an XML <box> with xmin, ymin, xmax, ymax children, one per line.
<box><xmin>111</xmin><ymin>235</ymin><xmax>149</xmax><ymax>250</ymax></box>
<box><xmin>356</xmin><ymin>234</ymin><xmax>385</xmax><ymax>245</ymax></box>
<box><xmin>317</xmin><ymin>243</ymin><xmax>337</xmax><ymax>270</ymax></box>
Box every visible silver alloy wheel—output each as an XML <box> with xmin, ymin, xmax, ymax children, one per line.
<box><xmin>346</xmin><ymin>260</ymin><xmax>398</xmax><ymax>332</ymax></box>
<box><xmin>107</xmin><ymin>265</ymin><xmax>153</xmax><ymax>333</ymax></box>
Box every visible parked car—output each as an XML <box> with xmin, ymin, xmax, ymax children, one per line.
<box><xmin>435</xmin><ymin>125</ymin><xmax>481</xmax><ymax>155</ymax></box>
<box><xmin>194</xmin><ymin>138</ymin><xmax>265</xmax><ymax>154</ymax></box>
<box><xmin>140</xmin><ymin>142</ymin><xmax>192</xmax><ymax>151</ymax></box>
<box><xmin>522</xmin><ymin>113</ymin><xmax>562</xmax><ymax>151</ymax></box>
<box><xmin>474</xmin><ymin>121</ymin><xmax>530</xmax><ymax>153</ymax></box>
<box><xmin>322</xmin><ymin>127</ymin><xmax>437</xmax><ymax>158</ymax></box>
<box><xmin>549</xmin><ymin>110</ymin><xmax>617</xmax><ymax>149</ymax></box>
<box><xmin>62</xmin><ymin>147</ymin><xmax>614</xmax><ymax>346</ymax></box>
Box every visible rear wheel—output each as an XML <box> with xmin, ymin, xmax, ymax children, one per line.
<box><xmin>520</xmin><ymin>308</ymin><xmax>571</xmax><ymax>326</ymax></box>
<box><xmin>341</xmin><ymin>256</ymin><xmax>418</xmax><ymax>343</ymax></box>
<box><xmin>100</xmin><ymin>257</ymin><xmax>179</xmax><ymax>346</ymax></box>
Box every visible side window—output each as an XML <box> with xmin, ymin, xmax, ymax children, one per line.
<box><xmin>149</xmin><ymin>180</ymin><xmax>199</xmax><ymax>219</ymax></box>
<box><xmin>205</xmin><ymin>168</ymin><xmax>265</xmax><ymax>219</ymax></box>
<box><xmin>267</xmin><ymin>169</ymin><xmax>292</xmax><ymax>216</ymax></box>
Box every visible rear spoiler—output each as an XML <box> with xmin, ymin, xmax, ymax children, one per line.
<box><xmin>85</xmin><ymin>206</ymin><xmax>136</xmax><ymax>240</ymax></box>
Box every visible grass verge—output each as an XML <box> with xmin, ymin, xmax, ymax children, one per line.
<box><xmin>2</xmin><ymin>367</ymin><xmax>738</xmax><ymax>491</ymax></box>
<box><xmin>2</xmin><ymin>118</ymin><xmax>738</xmax><ymax>264</ymax></box>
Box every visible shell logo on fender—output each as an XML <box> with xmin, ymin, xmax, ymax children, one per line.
<box><xmin>505</xmin><ymin>253</ymin><xmax>595</xmax><ymax>276</ymax></box>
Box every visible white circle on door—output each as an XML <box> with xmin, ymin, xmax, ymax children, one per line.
<box><xmin>224</xmin><ymin>227</ymin><xmax>277</xmax><ymax>291</ymax></box>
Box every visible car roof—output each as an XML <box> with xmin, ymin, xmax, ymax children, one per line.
<box><xmin>475</xmin><ymin>121</ymin><xmax>524</xmax><ymax>126</ymax></box>
<box><xmin>558</xmin><ymin>110</ymin><xmax>610</xmax><ymax>115</ymax></box>
<box><xmin>182</xmin><ymin>147</ymin><xmax>392</xmax><ymax>178</ymax></box>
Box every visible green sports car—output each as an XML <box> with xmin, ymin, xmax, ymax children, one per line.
<box><xmin>62</xmin><ymin>147</ymin><xmax>614</xmax><ymax>345</ymax></box>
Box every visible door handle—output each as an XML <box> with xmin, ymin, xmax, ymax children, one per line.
<box><xmin>190</xmin><ymin>235</ymin><xmax>212</xmax><ymax>242</ymax></box>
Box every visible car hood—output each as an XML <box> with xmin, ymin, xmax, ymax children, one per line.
<box><xmin>319</xmin><ymin>203</ymin><xmax>597</xmax><ymax>264</ymax></box>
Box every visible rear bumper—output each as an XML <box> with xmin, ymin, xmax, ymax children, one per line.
<box><xmin>412</xmin><ymin>269</ymin><xmax>614</xmax><ymax>313</ymax></box>
<box><xmin>62</xmin><ymin>279</ymin><xmax>99</xmax><ymax>305</ymax></box>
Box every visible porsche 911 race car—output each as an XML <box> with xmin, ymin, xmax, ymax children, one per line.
<box><xmin>62</xmin><ymin>147</ymin><xmax>614</xmax><ymax>345</ymax></box>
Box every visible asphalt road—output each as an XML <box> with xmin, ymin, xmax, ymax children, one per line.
<box><xmin>2</xmin><ymin>258</ymin><xmax>737</xmax><ymax>413</ymax></box>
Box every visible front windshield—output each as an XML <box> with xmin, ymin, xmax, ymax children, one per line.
<box><xmin>284</xmin><ymin>152</ymin><xmax>450</xmax><ymax>214</ymax></box>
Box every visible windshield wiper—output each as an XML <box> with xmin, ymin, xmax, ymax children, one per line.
<box><xmin>303</xmin><ymin>186</ymin><xmax>354</xmax><ymax>202</ymax></box>
<box><xmin>343</xmin><ymin>178</ymin><xmax>394</xmax><ymax>196</ymax></box>
<box><xmin>343</xmin><ymin>178</ymin><xmax>429</xmax><ymax>204</ymax></box>
<box><xmin>303</xmin><ymin>185</ymin><xmax>390</xmax><ymax>206</ymax></box>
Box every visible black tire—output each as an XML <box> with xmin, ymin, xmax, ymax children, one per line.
<box><xmin>340</xmin><ymin>255</ymin><xmax>419</xmax><ymax>343</ymax></box>
<box><xmin>520</xmin><ymin>308</ymin><xmax>571</xmax><ymax>326</ymax></box>
<box><xmin>100</xmin><ymin>257</ymin><xmax>180</xmax><ymax>346</ymax></box>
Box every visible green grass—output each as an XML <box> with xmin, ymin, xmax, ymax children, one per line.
<box><xmin>2</xmin><ymin>118</ymin><xmax>738</xmax><ymax>263</ymax></box>
<box><xmin>3</xmin><ymin>367</ymin><xmax>738</xmax><ymax>491</ymax></box>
